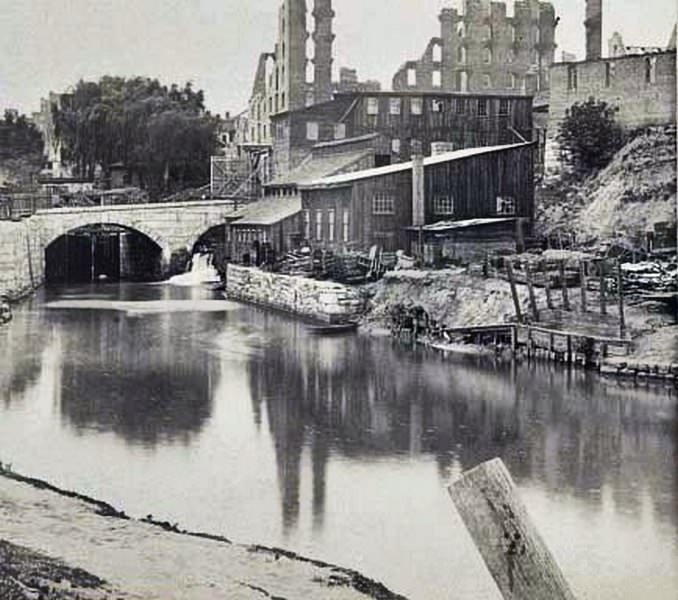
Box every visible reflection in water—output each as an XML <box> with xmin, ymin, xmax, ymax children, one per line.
<box><xmin>246</xmin><ymin>313</ymin><xmax>677</xmax><ymax>542</ymax></box>
<box><xmin>0</xmin><ymin>285</ymin><xmax>676</xmax><ymax>599</ymax></box>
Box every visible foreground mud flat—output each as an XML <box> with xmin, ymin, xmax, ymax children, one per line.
<box><xmin>0</xmin><ymin>470</ymin><xmax>406</xmax><ymax>600</ymax></box>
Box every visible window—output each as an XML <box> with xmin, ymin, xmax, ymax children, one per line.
<box><xmin>484</xmin><ymin>48</ymin><xmax>492</xmax><ymax>64</ymax></box>
<box><xmin>390</xmin><ymin>97</ymin><xmax>402</xmax><ymax>115</ymax></box>
<box><xmin>605</xmin><ymin>62</ymin><xmax>612</xmax><ymax>87</ymax></box>
<box><xmin>509</xmin><ymin>73</ymin><xmax>517</xmax><ymax>89</ymax></box>
<box><xmin>432</xmin><ymin>43</ymin><xmax>442</xmax><ymax>63</ymax></box>
<box><xmin>342</xmin><ymin>209</ymin><xmax>350</xmax><ymax>242</ymax></box>
<box><xmin>458</xmin><ymin>46</ymin><xmax>466</xmax><ymax>64</ymax></box>
<box><xmin>499</xmin><ymin>98</ymin><xmax>510</xmax><ymax>116</ymax></box>
<box><xmin>303</xmin><ymin>210</ymin><xmax>311</xmax><ymax>240</ymax></box>
<box><xmin>496</xmin><ymin>196</ymin><xmax>516</xmax><ymax>215</ymax></box>
<box><xmin>459</xmin><ymin>70</ymin><xmax>469</xmax><ymax>92</ymax></box>
<box><xmin>477</xmin><ymin>99</ymin><xmax>488</xmax><ymax>116</ymax></box>
<box><xmin>507</xmin><ymin>51</ymin><xmax>514</xmax><ymax>65</ymax></box>
<box><xmin>432</xmin><ymin>70</ymin><xmax>442</xmax><ymax>87</ymax></box>
<box><xmin>328</xmin><ymin>209</ymin><xmax>335</xmax><ymax>242</ymax></box>
<box><xmin>391</xmin><ymin>138</ymin><xmax>401</xmax><ymax>154</ymax></box>
<box><xmin>367</xmin><ymin>97</ymin><xmax>379</xmax><ymax>115</ymax></box>
<box><xmin>457</xmin><ymin>23</ymin><xmax>465</xmax><ymax>38</ymax></box>
<box><xmin>567</xmin><ymin>65</ymin><xmax>577</xmax><ymax>91</ymax></box>
<box><xmin>510</xmin><ymin>25</ymin><xmax>516</xmax><ymax>43</ymax></box>
<box><xmin>411</xmin><ymin>97</ymin><xmax>423</xmax><ymax>115</ymax></box>
<box><xmin>431</xmin><ymin>99</ymin><xmax>445</xmax><ymax>113</ymax></box>
<box><xmin>334</xmin><ymin>123</ymin><xmax>346</xmax><ymax>139</ymax></box>
<box><xmin>433</xmin><ymin>195</ymin><xmax>454</xmax><ymax>215</ymax></box>
<box><xmin>483</xmin><ymin>25</ymin><xmax>491</xmax><ymax>40</ymax></box>
<box><xmin>372</xmin><ymin>193</ymin><xmax>395</xmax><ymax>215</ymax></box>
<box><xmin>306</xmin><ymin>91</ymin><xmax>314</xmax><ymax>107</ymax></box>
<box><xmin>315</xmin><ymin>210</ymin><xmax>323</xmax><ymax>241</ymax></box>
<box><xmin>306</xmin><ymin>63</ymin><xmax>315</xmax><ymax>85</ymax></box>
<box><xmin>407</xmin><ymin>68</ymin><xmax>417</xmax><ymax>87</ymax></box>
<box><xmin>455</xmin><ymin>98</ymin><xmax>466</xmax><ymax>114</ymax></box>
<box><xmin>483</xmin><ymin>74</ymin><xmax>492</xmax><ymax>88</ymax></box>
<box><xmin>306</xmin><ymin>121</ymin><xmax>319</xmax><ymax>141</ymax></box>
<box><xmin>645</xmin><ymin>57</ymin><xmax>657</xmax><ymax>84</ymax></box>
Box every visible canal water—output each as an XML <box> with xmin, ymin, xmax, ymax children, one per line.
<box><xmin>0</xmin><ymin>283</ymin><xmax>676</xmax><ymax>599</ymax></box>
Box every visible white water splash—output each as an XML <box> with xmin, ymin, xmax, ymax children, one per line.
<box><xmin>167</xmin><ymin>253</ymin><xmax>221</xmax><ymax>287</ymax></box>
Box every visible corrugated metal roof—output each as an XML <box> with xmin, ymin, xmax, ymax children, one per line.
<box><xmin>266</xmin><ymin>149</ymin><xmax>372</xmax><ymax>187</ymax></box>
<box><xmin>299</xmin><ymin>142</ymin><xmax>534</xmax><ymax>189</ymax></box>
<box><xmin>231</xmin><ymin>196</ymin><xmax>301</xmax><ymax>226</ymax></box>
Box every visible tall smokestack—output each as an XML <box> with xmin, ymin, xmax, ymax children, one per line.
<box><xmin>313</xmin><ymin>0</ymin><xmax>334</xmax><ymax>104</ymax></box>
<box><xmin>411</xmin><ymin>140</ymin><xmax>425</xmax><ymax>229</ymax></box>
<box><xmin>585</xmin><ymin>0</ymin><xmax>602</xmax><ymax>60</ymax></box>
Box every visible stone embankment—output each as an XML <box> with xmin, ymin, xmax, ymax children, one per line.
<box><xmin>0</xmin><ymin>220</ymin><xmax>44</xmax><ymax>301</ymax></box>
<box><xmin>226</xmin><ymin>264</ymin><xmax>364</xmax><ymax>323</ymax></box>
<box><xmin>0</xmin><ymin>467</ymin><xmax>406</xmax><ymax>600</ymax></box>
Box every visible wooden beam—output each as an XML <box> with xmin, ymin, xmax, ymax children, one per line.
<box><xmin>599</xmin><ymin>267</ymin><xmax>607</xmax><ymax>316</ymax></box>
<box><xmin>544</xmin><ymin>277</ymin><xmax>554</xmax><ymax>310</ymax></box>
<box><xmin>559</xmin><ymin>261</ymin><xmax>570</xmax><ymax>310</ymax></box>
<box><xmin>449</xmin><ymin>459</ymin><xmax>577</xmax><ymax>600</ymax></box>
<box><xmin>525</xmin><ymin>264</ymin><xmax>539</xmax><ymax>321</ymax></box>
<box><xmin>579</xmin><ymin>261</ymin><xmax>588</xmax><ymax>313</ymax></box>
<box><xmin>617</xmin><ymin>260</ymin><xmax>626</xmax><ymax>338</ymax></box>
<box><xmin>505</xmin><ymin>260</ymin><xmax>523</xmax><ymax>323</ymax></box>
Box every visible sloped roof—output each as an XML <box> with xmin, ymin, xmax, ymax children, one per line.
<box><xmin>267</xmin><ymin>149</ymin><xmax>372</xmax><ymax>187</ymax></box>
<box><xmin>299</xmin><ymin>142</ymin><xmax>534</xmax><ymax>190</ymax></box>
<box><xmin>230</xmin><ymin>196</ymin><xmax>301</xmax><ymax>227</ymax></box>
<box><xmin>406</xmin><ymin>217</ymin><xmax>517</xmax><ymax>232</ymax></box>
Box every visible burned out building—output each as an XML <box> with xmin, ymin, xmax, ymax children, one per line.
<box><xmin>298</xmin><ymin>141</ymin><xmax>535</xmax><ymax>257</ymax></box>
<box><xmin>392</xmin><ymin>0</ymin><xmax>558</xmax><ymax>96</ymax></box>
<box><xmin>271</xmin><ymin>91</ymin><xmax>534</xmax><ymax>176</ymax></box>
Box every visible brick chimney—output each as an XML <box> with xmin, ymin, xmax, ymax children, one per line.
<box><xmin>585</xmin><ymin>0</ymin><xmax>602</xmax><ymax>60</ymax></box>
<box><xmin>313</xmin><ymin>0</ymin><xmax>334</xmax><ymax>104</ymax></box>
<box><xmin>411</xmin><ymin>140</ymin><xmax>425</xmax><ymax>228</ymax></box>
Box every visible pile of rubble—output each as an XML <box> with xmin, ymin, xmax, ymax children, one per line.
<box><xmin>620</xmin><ymin>260</ymin><xmax>678</xmax><ymax>294</ymax></box>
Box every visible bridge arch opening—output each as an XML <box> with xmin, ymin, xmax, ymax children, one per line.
<box><xmin>190</xmin><ymin>224</ymin><xmax>229</xmax><ymax>273</ymax></box>
<box><xmin>45</xmin><ymin>223</ymin><xmax>163</xmax><ymax>285</ymax></box>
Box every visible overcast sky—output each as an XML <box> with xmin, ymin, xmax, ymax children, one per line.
<box><xmin>1</xmin><ymin>0</ymin><xmax>675</xmax><ymax>116</ymax></box>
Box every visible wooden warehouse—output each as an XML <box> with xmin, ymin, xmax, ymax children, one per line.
<box><xmin>298</xmin><ymin>141</ymin><xmax>535</xmax><ymax>256</ymax></box>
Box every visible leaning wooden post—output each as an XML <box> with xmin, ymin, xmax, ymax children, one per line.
<box><xmin>449</xmin><ymin>459</ymin><xmax>577</xmax><ymax>600</ymax></box>
<box><xmin>505</xmin><ymin>260</ymin><xmax>523</xmax><ymax>323</ymax></box>
<box><xmin>525</xmin><ymin>264</ymin><xmax>539</xmax><ymax>321</ymax></box>
<box><xmin>559</xmin><ymin>261</ymin><xmax>570</xmax><ymax>310</ymax></box>
<box><xmin>616</xmin><ymin>260</ymin><xmax>626</xmax><ymax>339</ymax></box>
<box><xmin>579</xmin><ymin>261</ymin><xmax>588</xmax><ymax>313</ymax></box>
<box><xmin>544</xmin><ymin>277</ymin><xmax>554</xmax><ymax>310</ymax></box>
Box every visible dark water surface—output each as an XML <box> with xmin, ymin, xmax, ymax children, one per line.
<box><xmin>0</xmin><ymin>283</ymin><xmax>676</xmax><ymax>599</ymax></box>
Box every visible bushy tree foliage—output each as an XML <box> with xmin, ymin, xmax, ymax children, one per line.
<box><xmin>558</xmin><ymin>98</ymin><xmax>625</xmax><ymax>172</ymax></box>
<box><xmin>53</xmin><ymin>77</ymin><xmax>218</xmax><ymax>193</ymax></box>
<box><xmin>0</xmin><ymin>109</ymin><xmax>43</xmax><ymax>158</ymax></box>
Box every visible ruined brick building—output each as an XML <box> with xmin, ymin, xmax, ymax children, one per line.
<box><xmin>392</xmin><ymin>0</ymin><xmax>558</xmax><ymax>96</ymax></box>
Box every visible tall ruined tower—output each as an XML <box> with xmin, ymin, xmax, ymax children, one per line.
<box><xmin>585</xmin><ymin>0</ymin><xmax>602</xmax><ymax>60</ymax></box>
<box><xmin>281</xmin><ymin>0</ymin><xmax>308</xmax><ymax>112</ymax></box>
<box><xmin>312</xmin><ymin>0</ymin><xmax>334</xmax><ymax>104</ymax></box>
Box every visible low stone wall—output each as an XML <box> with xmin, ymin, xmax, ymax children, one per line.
<box><xmin>226</xmin><ymin>265</ymin><xmax>363</xmax><ymax>323</ymax></box>
<box><xmin>0</xmin><ymin>219</ymin><xmax>44</xmax><ymax>300</ymax></box>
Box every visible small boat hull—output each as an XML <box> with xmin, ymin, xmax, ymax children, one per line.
<box><xmin>307</xmin><ymin>322</ymin><xmax>358</xmax><ymax>335</ymax></box>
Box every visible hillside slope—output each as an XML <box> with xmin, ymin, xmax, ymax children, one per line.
<box><xmin>537</xmin><ymin>126</ymin><xmax>676</xmax><ymax>247</ymax></box>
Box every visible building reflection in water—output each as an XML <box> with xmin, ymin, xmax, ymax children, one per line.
<box><xmin>246</xmin><ymin>316</ymin><xmax>677</xmax><ymax>538</ymax></box>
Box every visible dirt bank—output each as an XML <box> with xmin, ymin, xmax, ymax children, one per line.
<box><xmin>0</xmin><ymin>468</ymin><xmax>406</xmax><ymax>600</ymax></box>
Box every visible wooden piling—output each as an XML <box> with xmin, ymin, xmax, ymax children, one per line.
<box><xmin>559</xmin><ymin>261</ymin><xmax>570</xmax><ymax>310</ymax></box>
<box><xmin>525</xmin><ymin>265</ymin><xmax>539</xmax><ymax>321</ymax></box>
<box><xmin>544</xmin><ymin>278</ymin><xmax>554</xmax><ymax>310</ymax></box>
<box><xmin>505</xmin><ymin>261</ymin><xmax>523</xmax><ymax>323</ymax></box>
<box><xmin>579</xmin><ymin>261</ymin><xmax>587</xmax><ymax>313</ymax></box>
<box><xmin>449</xmin><ymin>459</ymin><xmax>577</xmax><ymax>600</ymax></box>
<box><xmin>599</xmin><ymin>266</ymin><xmax>607</xmax><ymax>315</ymax></box>
<box><xmin>616</xmin><ymin>261</ymin><xmax>626</xmax><ymax>339</ymax></box>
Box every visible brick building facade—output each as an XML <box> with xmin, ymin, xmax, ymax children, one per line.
<box><xmin>392</xmin><ymin>0</ymin><xmax>558</xmax><ymax>96</ymax></box>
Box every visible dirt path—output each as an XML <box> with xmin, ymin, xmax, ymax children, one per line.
<box><xmin>0</xmin><ymin>470</ymin><xmax>406</xmax><ymax>600</ymax></box>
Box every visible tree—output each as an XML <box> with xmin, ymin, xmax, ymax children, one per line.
<box><xmin>52</xmin><ymin>76</ymin><xmax>217</xmax><ymax>193</ymax></box>
<box><xmin>558</xmin><ymin>98</ymin><xmax>625</xmax><ymax>173</ymax></box>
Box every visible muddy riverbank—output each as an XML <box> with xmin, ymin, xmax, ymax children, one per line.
<box><xmin>0</xmin><ymin>467</ymin><xmax>406</xmax><ymax>600</ymax></box>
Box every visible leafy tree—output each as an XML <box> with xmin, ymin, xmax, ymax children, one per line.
<box><xmin>558</xmin><ymin>98</ymin><xmax>625</xmax><ymax>173</ymax></box>
<box><xmin>0</xmin><ymin>109</ymin><xmax>43</xmax><ymax>158</ymax></box>
<box><xmin>52</xmin><ymin>77</ymin><xmax>218</xmax><ymax>194</ymax></box>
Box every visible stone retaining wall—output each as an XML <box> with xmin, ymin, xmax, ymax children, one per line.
<box><xmin>226</xmin><ymin>265</ymin><xmax>363</xmax><ymax>323</ymax></box>
<box><xmin>0</xmin><ymin>219</ymin><xmax>44</xmax><ymax>300</ymax></box>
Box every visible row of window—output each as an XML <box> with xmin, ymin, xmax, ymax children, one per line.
<box><xmin>370</xmin><ymin>194</ymin><xmax>517</xmax><ymax>216</ymax></box>
<box><xmin>235</xmin><ymin>228</ymin><xmax>270</xmax><ymax>244</ymax></box>
<box><xmin>303</xmin><ymin>209</ymin><xmax>351</xmax><ymax>243</ymax></box>
<box><xmin>567</xmin><ymin>57</ymin><xmax>658</xmax><ymax>91</ymax></box>
<box><xmin>366</xmin><ymin>96</ymin><xmax>512</xmax><ymax>117</ymax></box>
<box><xmin>406</xmin><ymin>68</ymin><xmax>534</xmax><ymax>91</ymax></box>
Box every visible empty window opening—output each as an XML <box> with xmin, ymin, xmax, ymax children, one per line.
<box><xmin>458</xmin><ymin>46</ymin><xmax>467</xmax><ymax>64</ymax></box>
<box><xmin>372</xmin><ymin>193</ymin><xmax>395</xmax><ymax>215</ymax></box>
<box><xmin>303</xmin><ymin>210</ymin><xmax>311</xmax><ymax>240</ymax></box>
<box><xmin>342</xmin><ymin>209</ymin><xmax>350</xmax><ymax>242</ymax></box>
<box><xmin>407</xmin><ymin>68</ymin><xmax>417</xmax><ymax>87</ymax></box>
<box><xmin>315</xmin><ymin>211</ymin><xmax>323</xmax><ymax>241</ymax></box>
<box><xmin>499</xmin><ymin>98</ymin><xmax>510</xmax><ymax>115</ymax></box>
<box><xmin>509</xmin><ymin>73</ymin><xmax>517</xmax><ymax>89</ymax></box>
<box><xmin>645</xmin><ymin>57</ymin><xmax>657</xmax><ymax>84</ymax></box>
<box><xmin>328</xmin><ymin>209</ymin><xmax>335</xmax><ymax>242</ymax></box>
<box><xmin>483</xmin><ymin>74</ymin><xmax>492</xmax><ymax>88</ymax></box>
<box><xmin>459</xmin><ymin>70</ymin><xmax>469</xmax><ymax>92</ymax></box>
<box><xmin>496</xmin><ymin>196</ymin><xmax>516</xmax><ymax>215</ymax></box>
<box><xmin>432</xmin><ymin>99</ymin><xmax>445</xmax><ymax>113</ymax></box>
<box><xmin>334</xmin><ymin>123</ymin><xmax>346</xmax><ymax>140</ymax></box>
<box><xmin>477</xmin><ymin>99</ymin><xmax>489</xmax><ymax>116</ymax></box>
<box><xmin>432</xmin><ymin>70</ymin><xmax>442</xmax><ymax>88</ymax></box>
<box><xmin>306</xmin><ymin>62</ymin><xmax>315</xmax><ymax>84</ymax></box>
<box><xmin>605</xmin><ymin>62</ymin><xmax>613</xmax><ymax>87</ymax></box>
<box><xmin>432</xmin><ymin>43</ymin><xmax>443</xmax><ymax>63</ymax></box>
<box><xmin>411</xmin><ymin>97</ymin><xmax>423</xmax><ymax>115</ymax></box>
<box><xmin>391</xmin><ymin>138</ymin><xmax>401</xmax><ymax>154</ymax></box>
<box><xmin>484</xmin><ymin>48</ymin><xmax>492</xmax><ymax>64</ymax></box>
<box><xmin>567</xmin><ymin>65</ymin><xmax>577</xmax><ymax>90</ymax></box>
<box><xmin>367</xmin><ymin>97</ymin><xmax>379</xmax><ymax>115</ymax></box>
<box><xmin>457</xmin><ymin>23</ymin><xmax>466</xmax><ymax>38</ymax></box>
<box><xmin>455</xmin><ymin>98</ymin><xmax>466</xmax><ymax>114</ymax></box>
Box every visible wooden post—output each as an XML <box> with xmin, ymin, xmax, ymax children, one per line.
<box><xmin>525</xmin><ymin>264</ymin><xmax>539</xmax><ymax>321</ymax></box>
<box><xmin>616</xmin><ymin>261</ymin><xmax>626</xmax><ymax>338</ymax></box>
<box><xmin>559</xmin><ymin>261</ymin><xmax>570</xmax><ymax>310</ymax></box>
<box><xmin>566</xmin><ymin>335</ymin><xmax>573</xmax><ymax>365</ymax></box>
<box><xmin>511</xmin><ymin>325</ymin><xmax>517</xmax><ymax>355</ymax></box>
<box><xmin>449</xmin><ymin>459</ymin><xmax>577</xmax><ymax>600</ymax></box>
<box><xmin>599</xmin><ymin>267</ymin><xmax>607</xmax><ymax>316</ymax></box>
<box><xmin>506</xmin><ymin>260</ymin><xmax>523</xmax><ymax>323</ymax></box>
<box><xmin>544</xmin><ymin>277</ymin><xmax>554</xmax><ymax>310</ymax></box>
<box><xmin>579</xmin><ymin>261</ymin><xmax>587</xmax><ymax>313</ymax></box>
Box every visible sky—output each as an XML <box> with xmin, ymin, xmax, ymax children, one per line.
<box><xmin>1</xmin><ymin>0</ymin><xmax>675</xmax><ymax>116</ymax></box>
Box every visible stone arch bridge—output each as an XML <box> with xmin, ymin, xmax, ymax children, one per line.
<box><xmin>32</xmin><ymin>199</ymin><xmax>238</xmax><ymax>270</ymax></box>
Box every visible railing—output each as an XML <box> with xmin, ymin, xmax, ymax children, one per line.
<box><xmin>0</xmin><ymin>195</ymin><xmax>52</xmax><ymax>220</ymax></box>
